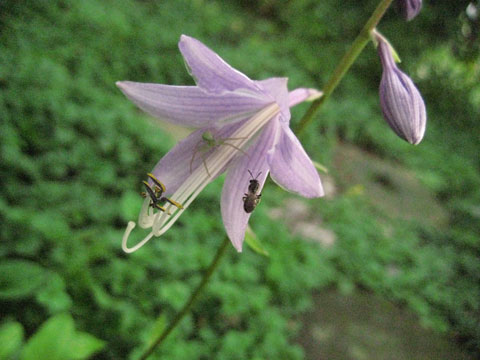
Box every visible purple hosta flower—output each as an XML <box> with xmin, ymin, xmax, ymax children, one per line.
<box><xmin>117</xmin><ymin>35</ymin><xmax>324</xmax><ymax>253</ymax></box>
<box><xmin>376</xmin><ymin>33</ymin><xmax>426</xmax><ymax>145</ymax></box>
<box><xmin>397</xmin><ymin>0</ymin><xmax>422</xmax><ymax>21</ymax></box>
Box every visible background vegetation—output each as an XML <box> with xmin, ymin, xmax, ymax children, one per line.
<box><xmin>0</xmin><ymin>0</ymin><xmax>478</xmax><ymax>359</ymax></box>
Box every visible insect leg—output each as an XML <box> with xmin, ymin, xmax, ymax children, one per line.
<box><xmin>147</xmin><ymin>173</ymin><xmax>166</xmax><ymax>194</ymax></box>
<box><xmin>152</xmin><ymin>202</ymin><xmax>171</xmax><ymax>215</ymax></box>
<box><xmin>221</xmin><ymin>142</ymin><xmax>249</xmax><ymax>157</ymax></box>
<box><xmin>220</xmin><ymin>136</ymin><xmax>248</xmax><ymax>141</ymax></box>
<box><xmin>189</xmin><ymin>143</ymin><xmax>201</xmax><ymax>174</ymax></box>
<box><xmin>202</xmin><ymin>156</ymin><xmax>212</xmax><ymax>177</ymax></box>
<box><xmin>189</xmin><ymin>155</ymin><xmax>195</xmax><ymax>174</ymax></box>
<box><xmin>142</xmin><ymin>181</ymin><xmax>158</xmax><ymax>200</ymax></box>
<box><xmin>160</xmin><ymin>197</ymin><xmax>184</xmax><ymax>209</ymax></box>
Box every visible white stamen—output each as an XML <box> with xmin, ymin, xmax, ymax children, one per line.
<box><xmin>122</xmin><ymin>103</ymin><xmax>280</xmax><ymax>252</ymax></box>
<box><xmin>138</xmin><ymin>197</ymin><xmax>155</xmax><ymax>228</ymax></box>
<box><xmin>122</xmin><ymin>221</ymin><xmax>154</xmax><ymax>253</ymax></box>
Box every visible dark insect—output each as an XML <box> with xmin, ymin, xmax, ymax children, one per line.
<box><xmin>243</xmin><ymin>170</ymin><xmax>262</xmax><ymax>213</ymax></box>
<box><xmin>141</xmin><ymin>173</ymin><xmax>183</xmax><ymax>213</ymax></box>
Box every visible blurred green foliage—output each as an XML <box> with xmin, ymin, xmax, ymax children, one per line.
<box><xmin>0</xmin><ymin>0</ymin><xmax>479</xmax><ymax>359</ymax></box>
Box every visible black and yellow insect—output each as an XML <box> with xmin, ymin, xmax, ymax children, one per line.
<box><xmin>141</xmin><ymin>173</ymin><xmax>183</xmax><ymax>213</ymax></box>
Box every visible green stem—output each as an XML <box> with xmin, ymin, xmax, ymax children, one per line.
<box><xmin>294</xmin><ymin>0</ymin><xmax>394</xmax><ymax>135</ymax></box>
<box><xmin>137</xmin><ymin>237</ymin><xmax>230</xmax><ymax>360</ymax></box>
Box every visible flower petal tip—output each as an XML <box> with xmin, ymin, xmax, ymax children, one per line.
<box><xmin>306</xmin><ymin>181</ymin><xmax>325</xmax><ymax>198</ymax></box>
<box><xmin>306</xmin><ymin>89</ymin><xmax>323</xmax><ymax>102</ymax></box>
<box><xmin>407</xmin><ymin>132</ymin><xmax>425</xmax><ymax>145</ymax></box>
<box><xmin>178</xmin><ymin>34</ymin><xmax>193</xmax><ymax>48</ymax></box>
<box><xmin>116</xmin><ymin>81</ymin><xmax>132</xmax><ymax>94</ymax></box>
<box><xmin>233</xmin><ymin>241</ymin><xmax>243</xmax><ymax>253</ymax></box>
<box><xmin>317</xmin><ymin>184</ymin><xmax>326</xmax><ymax>198</ymax></box>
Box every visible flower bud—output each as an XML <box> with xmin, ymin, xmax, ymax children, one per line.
<box><xmin>397</xmin><ymin>0</ymin><xmax>423</xmax><ymax>21</ymax></box>
<box><xmin>377</xmin><ymin>36</ymin><xmax>426</xmax><ymax>145</ymax></box>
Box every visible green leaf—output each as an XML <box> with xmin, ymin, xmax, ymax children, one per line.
<box><xmin>21</xmin><ymin>314</ymin><xmax>75</xmax><ymax>360</ymax></box>
<box><xmin>0</xmin><ymin>322</ymin><xmax>24</xmax><ymax>360</ymax></box>
<box><xmin>0</xmin><ymin>260</ymin><xmax>47</xmax><ymax>299</ymax></box>
<box><xmin>35</xmin><ymin>273</ymin><xmax>72</xmax><ymax>313</ymax></box>
<box><xmin>69</xmin><ymin>332</ymin><xmax>105</xmax><ymax>360</ymax></box>
<box><xmin>21</xmin><ymin>314</ymin><xmax>104</xmax><ymax>360</ymax></box>
<box><xmin>245</xmin><ymin>227</ymin><xmax>269</xmax><ymax>257</ymax></box>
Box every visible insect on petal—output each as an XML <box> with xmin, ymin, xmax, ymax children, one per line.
<box><xmin>221</xmin><ymin>119</ymin><xmax>279</xmax><ymax>252</ymax></box>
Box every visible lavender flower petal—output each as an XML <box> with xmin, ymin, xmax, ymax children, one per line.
<box><xmin>116</xmin><ymin>81</ymin><xmax>269</xmax><ymax>127</ymax></box>
<box><xmin>288</xmin><ymin>88</ymin><xmax>323</xmax><ymax>107</ymax></box>
<box><xmin>268</xmin><ymin>125</ymin><xmax>324</xmax><ymax>198</ymax></box>
<box><xmin>256</xmin><ymin>78</ymin><xmax>291</xmax><ymax>123</ymax></box>
<box><xmin>378</xmin><ymin>39</ymin><xmax>426</xmax><ymax>145</ymax></box>
<box><xmin>221</xmin><ymin>119</ymin><xmax>279</xmax><ymax>252</ymax></box>
<box><xmin>179</xmin><ymin>35</ymin><xmax>264</xmax><ymax>95</ymax></box>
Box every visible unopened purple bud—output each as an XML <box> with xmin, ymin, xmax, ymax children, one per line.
<box><xmin>377</xmin><ymin>36</ymin><xmax>426</xmax><ymax>145</ymax></box>
<box><xmin>397</xmin><ymin>0</ymin><xmax>422</xmax><ymax>21</ymax></box>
